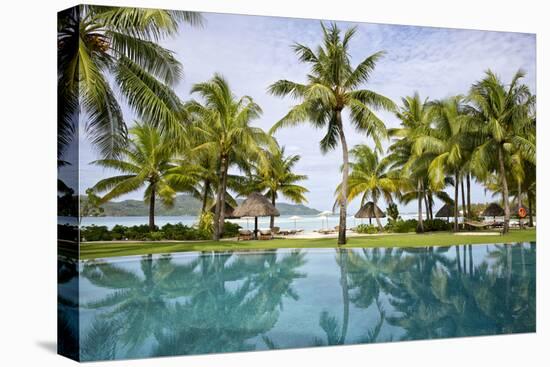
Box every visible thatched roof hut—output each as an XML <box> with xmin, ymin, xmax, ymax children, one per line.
<box><xmin>482</xmin><ymin>203</ymin><xmax>505</xmax><ymax>217</ymax></box>
<box><xmin>435</xmin><ymin>203</ymin><xmax>455</xmax><ymax>219</ymax></box>
<box><xmin>210</xmin><ymin>202</ymin><xmax>237</xmax><ymax>219</ymax></box>
<box><xmin>233</xmin><ymin>192</ymin><xmax>280</xmax><ymax>218</ymax></box>
<box><xmin>355</xmin><ymin>202</ymin><xmax>385</xmax><ymax>224</ymax></box>
<box><xmin>233</xmin><ymin>192</ymin><xmax>280</xmax><ymax>238</ymax></box>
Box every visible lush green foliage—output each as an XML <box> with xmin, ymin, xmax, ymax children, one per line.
<box><xmin>80</xmin><ymin>221</ymin><xmax>241</xmax><ymax>242</ymax></box>
<box><xmin>355</xmin><ymin>224</ymin><xmax>379</xmax><ymax>234</ymax></box>
<box><xmin>386</xmin><ymin>203</ymin><xmax>399</xmax><ymax>221</ymax></box>
<box><xmin>58</xmin><ymin>6</ymin><xmax>203</xmax><ymax>157</ymax></box>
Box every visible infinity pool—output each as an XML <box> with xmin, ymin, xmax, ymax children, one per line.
<box><xmin>58</xmin><ymin>242</ymin><xmax>536</xmax><ymax>361</ymax></box>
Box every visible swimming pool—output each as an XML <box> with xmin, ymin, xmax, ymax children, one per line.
<box><xmin>58</xmin><ymin>242</ymin><xmax>536</xmax><ymax>361</ymax></box>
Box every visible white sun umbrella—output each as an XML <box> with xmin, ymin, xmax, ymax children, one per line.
<box><xmin>318</xmin><ymin>210</ymin><xmax>333</xmax><ymax>229</ymax></box>
<box><xmin>289</xmin><ymin>215</ymin><xmax>302</xmax><ymax>230</ymax></box>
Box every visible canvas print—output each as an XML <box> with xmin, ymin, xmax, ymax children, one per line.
<box><xmin>57</xmin><ymin>5</ymin><xmax>536</xmax><ymax>362</ymax></box>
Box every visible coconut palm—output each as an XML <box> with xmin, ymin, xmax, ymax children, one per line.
<box><xmin>249</xmin><ymin>144</ymin><xmax>309</xmax><ymax>228</ymax></box>
<box><xmin>468</xmin><ymin>70</ymin><xmax>535</xmax><ymax>233</ymax></box>
<box><xmin>91</xmin><ymin>123</ymin><xmax>201</xmax><ymax>230</ymax></box>
<box><xmin>187</xmin><ymin>74</ymin><xmax>273</xmax><ymax>240</ymax></box>
<box><xmin>337</xmin><ymin>145</ymin><xmax>399</xmax><ymax>230</ymax></box>
<box><xmin>58</xmin><ymin>6</ymin><xmax>203</xmax><ymax>157</ymax></box>
<box><xmin>413</xmin><ymin>96</ymin><xmax>471</xmax><ymax>231</ymax></box>
<box><xmin>268</xmin><ymin>22</ymin><xmax>395</xmax><ymax>244</ymax></box>
<box><xmin>386</xmin><ymin>93</ymin><xmax>435</xmax><ymax>232</ymax></box>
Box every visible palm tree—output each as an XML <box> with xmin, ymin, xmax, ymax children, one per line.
<box><xmin>268</xmin><ymin>22</ymin><xmax>395</xmax><ymax>245</ymax></box>
<box><xmin>187</xmin><ymin>74</ymin><xmax>273</xmax><ymax>240</ymax></box>
<box><xmin>91</xmin><ymin>123</ymin><xmax>200</xmax><ymax>230</ymax></box>
<box><xmin>414</xmin><ymin>96</ymin><xmax>470</xmax><ymax>231</ymax></box>
<box><xmin>468</xmin><ymin>70</ymin><xmax>535</xmax><ymax>233</ymax></box>
<box><xmin>58</xmin><ymin>6</ymin><xmax>203</xmax><ymax>157</ymax></box>
<box><xmin>340</xmin><ymin>145</ymin><xmax>399</xmax><ymax>231</ymax></box>
<box><xmin>386</xmin><ymin>93</ymin><xmax>435</xmax><ymax>232</ymax></box>
<box><xmin>249</xmin><ymin>144</ymin><xmax>309</xmax><ymax>228</ymax></box>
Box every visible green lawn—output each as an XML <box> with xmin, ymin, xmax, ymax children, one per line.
<box><xmin>78</xmin><ymin>228</ymin><xmax>536</xmax><ymax>260</ymax></box>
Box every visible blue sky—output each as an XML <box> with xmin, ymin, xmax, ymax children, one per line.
<box><xmin>74</xmin><ymin>11</ymin><xmax>536</xmax><ymax>213</ymax></box>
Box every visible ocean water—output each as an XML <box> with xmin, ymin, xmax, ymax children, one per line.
<box><xmin>58</xmin><ymin>243</ymin><xmax>536</xmax><ymax>361</ymax></box>
<box><xmin>80</xmin><ymin>214</ymin><xmax>425</xmax><ymax>232</ymax></box>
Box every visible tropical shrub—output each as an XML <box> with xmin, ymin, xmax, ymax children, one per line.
<box><xmin>356</xmin><ymin>224</ymin><xmax>379</xmax><ymax>234</ymax></box>
<box><xmin>386</xmin><ymin>219</ymin><xmax>418</xmax><ymax>233</ymax></box>
<box><xmin>198</xmin><ymin>212</ymin><xmax>214</xmax><ymax>236</ymax></box>
<box><xmin>80</xmin><ymin>225</ymin><xmax>113</xmax><ymax>241</ymax></box>
<box><xmin>423</xmin><ymin>219</ymin><xmax>451</xmax><ymax>232</ymax></box>
<box><xmin>222</xmin><ymin>221</ymin><xmax>242</xmax><ymax>238</ymax></box>
<box><xmin>80</xmin><ymin>221</ymin><xmax>240</xmax><ymax>241</ymax></box>
<box><xmin>386</xmin><ymin>203</ymin><xmax>399</xmax><ymax>222</ymax></box>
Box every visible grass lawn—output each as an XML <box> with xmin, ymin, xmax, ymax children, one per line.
<box><xmin>78</xmin><ymin>228</ymin><xmax>536</xmax><ymax>260</ymax></box>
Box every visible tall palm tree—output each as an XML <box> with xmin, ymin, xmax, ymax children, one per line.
<box><xmin>386</xmin><ymin>93</ymin><xmax>435</xmax><ymax>232</ymax></box>
<box><xmin>268</xmin><ymin>22</ymin><xmax>395</xmax><ymax>245</ymax></box>
<box><xmin>414</xmin><ymin>96</ymin><xmax>471</xmax><ymax>231</ymax></box>
<box><xmin>468</xmin><ymin>70</ymin><xmax>535</xmax><ymax>233</ymax></box>
<box><xmin>58</xmin><ymin>5</ymin><xmax>203</xmax><ymax>157</ymax></box>
<box><xmin>249</xmin><ymin>144</ymin><xmax>309</xmax><ymax>228</ymax></box>
<box><xmin>339</xmin><ymin>145</ymin><xmax>399</xmax><ymax>230</ymax></box>
<box><xmin>187</xmin><ymin>74</ymin><xmax>273</xmax><ymax>240</ymax></box>
<box><xmin>91</xmin><ymin>123</ymin><xmax>200</xmax><ymax>230</ymax></box>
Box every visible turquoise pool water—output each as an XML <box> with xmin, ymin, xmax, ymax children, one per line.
<box><xmin>58</xmin><ymin>242</ymin><xmax>536</xmax><ymax>361</ymax></box>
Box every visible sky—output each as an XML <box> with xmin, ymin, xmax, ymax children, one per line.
<box><xmin>71</xmin><ymin>11</ymin><xmax>536</xmax><ymax>214</ymax></box>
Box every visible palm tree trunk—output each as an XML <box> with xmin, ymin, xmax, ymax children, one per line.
<box><xmin>461</xmin><ymin>177</ymin><xmax>466</xmax><ymax>228</ymax></box>
<box><xmin>336</xmin><ymin>110</ymin><xmax>348</xmax><ymax>245</ymax></box>
<box><xmin>270</xmin><ymin>192</ymin><xmax>276</xmax><ymax>229</ymax></box>
<box><xmin>213</xmin><ymin>155</ymin><xmax>228</xmax><ymax>240</ymax></box>
<box><xmin>527</xmin><ymin>191</ymin><xmax>534</xmax><ymax>227</ymax></box>
<box><xmin>498</xmin><ymin>147</ymin><xmax>511</xmax><ymax>233</ymax></box>
<box><xmin>518</xmin><ymin>181</ymin><xmax>524</xmax><ymax>229</ymax></box>
<box><xmin>466</xmin><ymin>174</ymin><xmax>472</xmax><ymax>220</ymax></box>
<box><xmin>428</xmin><ymin>193</ymin><xmax>434</xmax><ymax>220</ymax></box>
<box><xmin>149</xmin><ymin>184</ymin><xmax>156</xmax><ymax>231</ymax></box>
<box><xmin>423</xmin><ymin>191</ymin><xmax>430</xmax><ymax>221</ymax></box>
<box><xmin>454</xmin><ymin>172</ymin><xmax>459</xmax><ymax>232</ymax></box>
<box><xmin>373</xmin><ymin>198</ymin><xmax>384</xmax><ymax>231</ymax></box>
<box><xmin>201</xmin><ymin>179</ymin><xmax>210</xmax><ymax>213</ymax></box>
<box><xmin>417</xmin><ymin>179</ymin><xmax>424</xmax><ymax>233</ymax></box>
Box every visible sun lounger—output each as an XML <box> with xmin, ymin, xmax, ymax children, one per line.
<box><xmin>259</xmin><ymin>229</ymin><xmax>273</xmax><ymax>240</ymax></box>
<box><xmin>238</xmin><ymin>229</ymin><xmax>253</xmax><ymax>241</ymax></box>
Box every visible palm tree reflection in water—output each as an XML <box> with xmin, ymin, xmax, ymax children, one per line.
<box><xmin>78</xmin><ymin>243</ymin><xmax>535</xmax><ymax>360</ymax></box>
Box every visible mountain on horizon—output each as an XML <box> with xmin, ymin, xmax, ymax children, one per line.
<box><xmin>93</xmin><ymin>194</ymin><xmax>321</xmax><ymax>217</ymax></box>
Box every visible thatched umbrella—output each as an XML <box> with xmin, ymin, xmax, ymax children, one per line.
<box><xmin>354</xmin><ymin>202</ymin><xmax>385</xmax><ymax>225</ymax></box>
<box><xmin>233</xmin><ymin>192</ymin><xmax>280</xmax><ymax>239</ymax></box>
<box><xmin>482</xmin><ymin>203</ymin><xmax>505</xmax><ymax>219</ymax></box>
<box><xmin>435</xmin><ymin>203</ymin><xmax>455</xmax><ymax>222</ymax></box>
<box><xmin>209</xmin><ymin>202</ymin><xmax>237</xmax><ymax>219</ymax></box>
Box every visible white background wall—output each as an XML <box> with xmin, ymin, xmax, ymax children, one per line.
<box><xmin>0</xmin><ymin>0</ymin><xmax>547</xmax><ymax>366</ymax></box>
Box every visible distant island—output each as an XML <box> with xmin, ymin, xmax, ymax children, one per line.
<box><xmin>91</xmin><ymin>194</ymin><xmax>321</xmax><ymax>217</ymax></box>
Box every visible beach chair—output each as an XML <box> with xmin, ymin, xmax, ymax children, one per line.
<box><xmin>259</xmin><ymin>229</ymin><xmax>273</xmax><ymax>240</ymax></box>
<box><xmin>238</xmin><ymin>229</ymin><xmax>253</xmax><ymax>241</ymax></box>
